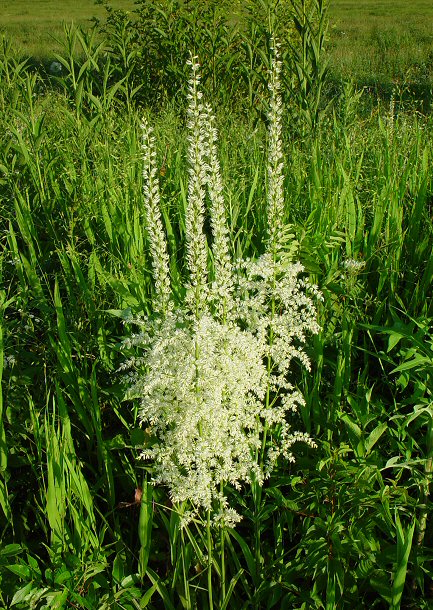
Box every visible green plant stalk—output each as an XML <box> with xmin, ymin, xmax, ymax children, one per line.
<box><xmin>253</xmin><ymin>274</ymin><xmax>277</xmax><ymax>593</ymax></box>
<box><xmin>416</xmin><ymin>412</ymin><xmax>433</xmax><ymax>548</ymax></box>
<box><xmin>207</xmin><ymin>509</ymin><xmax>214</xmax><ymax>610</ymax></box>
<box><xmin>220</xmin><ymin>482</ymin><xmax>226</xmax><ymax>603</ymax></box>
<box><xmin>0</xmin><ymin>291</ymin><xmax>12</xmax><ymax>522</ymax></box>
<box><xmin>181</xmin><ymin>530</ymin><xmax>192</xmax><ymax>610</ymax></box>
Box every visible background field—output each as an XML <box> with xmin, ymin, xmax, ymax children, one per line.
<box><xmin>2</xmin><ymin>0</ymin><xmax>433</xmax><ymax>90</ymax></box>
<box><xmin>329</xmin><ymin>0</ymin><xmax>433</xmax><ymax>89</ymax></box>
<box><xmin>0</xmin><ymin>0</ymin><xmax>134</xmax><ymax>57</ymax></box>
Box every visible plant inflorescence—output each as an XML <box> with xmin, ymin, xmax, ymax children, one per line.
<box><xmin>124</xmin><ymin>47</ymin><xmax>320</xmax><ymax>526</ymax></box>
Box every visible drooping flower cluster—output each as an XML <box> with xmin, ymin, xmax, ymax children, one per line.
<box><xmin>130</xmin><ymin>312</ymin><xmax>267</xmax><ymax>510</ymax></box>
<box><xmin>126</xmin><ymin>49</ymin><xmax>320</xmax><ymax>525</ymax></box>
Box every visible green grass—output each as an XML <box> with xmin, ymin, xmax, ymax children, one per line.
<box><xmin>329</xmin><ymin>0</ymin><xmax>433</xmax><ymax>88</ymax></box>
<box><xmin>0</xmin><ymin>0</ymin><xmax>134</xmax><ymax>58</ymax></box>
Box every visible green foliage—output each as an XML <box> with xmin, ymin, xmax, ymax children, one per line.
<box><xmin>1</xmin><ymin>9</ymin><xmax>433</xmax><ymax>608</ymax></box>
<box><xmin>92</xmin><ymin>0</ymin><xmax>330</xmax><ymax>120</ymax></box>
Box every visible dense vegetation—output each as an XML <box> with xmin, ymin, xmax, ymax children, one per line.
<box><xmin>2</xmin><ymin>0</ymin><xmax>433</xmax><ymax>96</ymax></box>
<box><xmin>1</xmin><ymin>1</ymin><xmax>433</xmax><ymax>608</ymax></box>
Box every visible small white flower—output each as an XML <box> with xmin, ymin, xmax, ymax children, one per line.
<box><xmin>49</xmin><ymin>61</ymin><xmax>62</xmax><ymax>75</ymax></box>
<box><xmin>5</xmin><ymin>355</ymin><xmax>17</xmax><ymax>368</ymax></box>
<box><xmin>341</xmin><ymin>258</ymin><xmax>366</xmax><ymax>274</ymax></box>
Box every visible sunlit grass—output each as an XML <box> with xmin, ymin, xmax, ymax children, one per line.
<box><xmin>329</xmin><ymin>0</ymin><xmax>433</xmax><ymax>87</ymax></box>
<box><xmin>0</xmin><ymin>0</ymin><xmax>134</xmax><ymax>58</ymax></box>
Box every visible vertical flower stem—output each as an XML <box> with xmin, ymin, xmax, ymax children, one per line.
<box><xmin>254</xmin><ymin>290</ymin><xmax>276</xmax><ymax>588</ymax></box>
<box><xmin>220</xmin><ymin>528</ymin><xmax>226</xmax><ymax>603</ymax></box>
<box><xmin>207</xmin><ymin>509</ymin><xmax>214</xmax><ymax>610</ymax></box>
<box><xmin>181</xmin><ymin>530</ymin><xmax>192</xmax><ymax>610</ymax></box>
<box><xmin>220</xmin><ymin>482</ymin><xmax>226</xmax><ymax>603</ymax></box>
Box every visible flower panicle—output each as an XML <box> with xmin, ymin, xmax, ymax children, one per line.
<box><xmin>128</xmin><ymin>50</ymin><xmax>320</xmax><ymax>527</ymax></box>
<box><xmin>205</xmin><ymin>105</ymin><xmax>234</xmax><ymax>320</ymax></box>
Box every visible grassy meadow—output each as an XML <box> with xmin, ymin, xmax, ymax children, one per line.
<box><xmin>1</xmin><ymin>1</ymin><xmax>433</xmax><ymax>609</ymax></box>
<box><xmin>329</xmin><ymin>0</ymin><xmax>433</xmax><ymax>92</ymax></box>
<box><xmin>0</xmin><ymin>0</ymin><xmax>134</xmax><ymax>58</ymax></box>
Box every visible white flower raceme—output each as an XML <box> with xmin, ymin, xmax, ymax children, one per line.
<box><xmin>125</xmin><ymin>48</ymin><xmax>320</xmax><ymax>526</ymax></box>
<box><xmin>205</xmin><ymin>106</ymin><xmax>234</xmax><ymax>320</ymax></box>
<box><xmin>185</xmin><ymin>57</ymin><xmax>210</xmax><ymax>317</ymax></box>
<box><xmin>266</xmin><ymin>40</ymin><xmax>285</xmax><ymax>256</ymax></box>
<box><xmin>141</xmin><ymin>119</ymin><xmax>172</xmax><ymax>314</ymax></box>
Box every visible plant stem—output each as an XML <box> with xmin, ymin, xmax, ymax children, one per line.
<box><xmin>207</xmin><ymin>509</ymin><xmax>214</xmax><ymax>610</ymax></box>
<box><xmin>181</xmin><ymin>530</ymin><xmax>192</xmax><ymax>610</ymax></box>
<box><xmin>220</xmin><ymin>483</ymin><xmax>226</xmax><ymax>603</ymax></box>
<box><xmin>416</xmin><ymin>412</ymin><xmax>433</xmax><ymax>547</ymax></box>
<box><xmin>220</xmin><ymin>526</ymin><xmax>226</xmax><ymax>603</ymax></box>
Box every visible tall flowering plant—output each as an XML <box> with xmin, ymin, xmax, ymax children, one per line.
<box><xmin>124</xmin><ymin>46</ymin><xmax>320</xmax><ymax>529</ymax></box>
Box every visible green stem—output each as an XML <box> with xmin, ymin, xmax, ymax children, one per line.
<box><xmin>220</xmin><ymin>526</ymin><xmax>226</xmax><ymax>604</ymax></box>
<box><xmin>207</xmin><ymin>509</ymin><xmax>214</xmax><ymax>610</ymax></box>
<box><xmin>181</xmin><ymin>530</ymin><xmax>192</xmax><ymax>610</ymax></box>
<box><xmin>416</xmin><ymin>412</ymin><xmax>433</xmax><ymax>547</ymax></box>
<box><xmin>220</xmin><ymin>482</ymin><xmax>226</xmax><ymax>603</ymax></box>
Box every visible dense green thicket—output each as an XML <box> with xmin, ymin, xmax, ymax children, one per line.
<box><xmin>1</xmin><ymin>2</ymin><xmax>433</xmax><ymax>608</ymax></box>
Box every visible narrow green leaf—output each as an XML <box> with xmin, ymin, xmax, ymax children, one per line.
<box><xmin>138</xmin><ymin>479</ymin><xmax>153</xmax><ymax>579</ymax></box>
<box><xmin>140</xmin><ymin>582</ymin><xmax>158</xmax><ymax>608</ymax></box>
<box><xmin>228</xmin><ymin>529</ymin><xmax>259</xmax><ymax>586</ymax></box>
<box><xmin>146</xmin><ymin>568</ymin><xmax>176</xmax><ymax>610</ymax></box>
<box><xmin>391</xmin><ymin>516</ymin><xmax>415</xmax><ymax>610</ymax></box>
<box><xmin>220</xmin><ymin>568</ymin><xmax>244</xmax><ymax>610</ymax></box>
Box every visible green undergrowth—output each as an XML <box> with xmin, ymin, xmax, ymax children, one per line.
<box><xmin>1</xmin><ymin>9</ymin><xmax>433</xmax><ymax>610</ymax></box>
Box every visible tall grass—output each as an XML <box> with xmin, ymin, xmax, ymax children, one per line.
<box><xmin>1</xmin><ymin>4</ymin><xmax>433</xmax><ymax>607</ymax></box>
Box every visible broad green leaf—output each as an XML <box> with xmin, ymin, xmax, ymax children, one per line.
<box><xmin>112</xmin><ymin>553</ymin><xmax>125</xmax><ymax>584</ymax></box>
<box><xmin>120</xmin><ymin>574</ymin><xmax>140</xmax><ymax>589</ymax></box>
<box><xmin>370</xmin><ymin>571</ymin><xmax>392</xmax><ymax>604</ymax></box>
<box><xmin>365</xmin><ymin>422</ymin><xmax>388</xmax><ymax>455</ymax></box>
<box><xmin>6</xmin><ymin>564</ymin><xmax>32</xmax><ymax>580</ymax></box>
<box><xmin>1</xmin><ymin>544</ymin><xmax>22</xmax><ymax>557</ymax></box>
<box><xmin>48</xmin><ymin>589</ymin><xmax>69</xmax><ymax>610</ymax></box>
<box><xmin>10</xmin><ymin>582</ymin><xmax>34</xmax><ymax>606</ymax></box>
